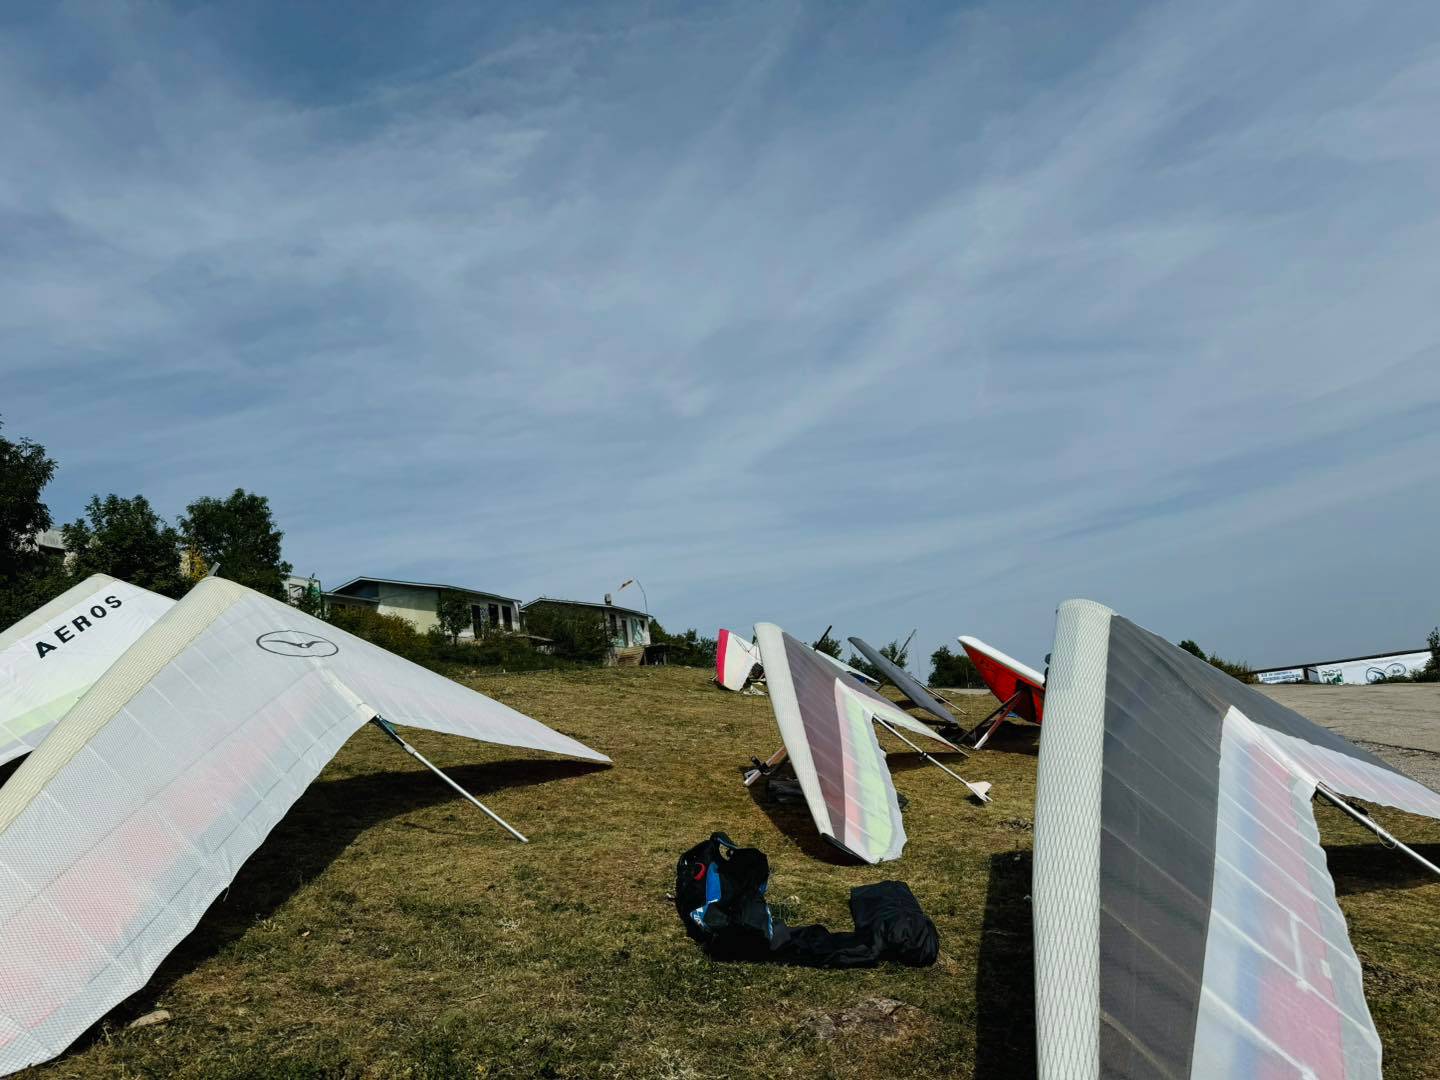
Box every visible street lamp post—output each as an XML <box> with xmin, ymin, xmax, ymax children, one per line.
<box><xmin>617</xmin><ymin>578</ymin><xmax>648</xmax><ymax>614</ymax></box>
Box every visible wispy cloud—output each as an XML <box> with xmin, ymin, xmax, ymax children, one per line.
<box><xmin>3</xmin><ymin>1</ymin><xmax>1438</xmax><ymax>668</ymax></box>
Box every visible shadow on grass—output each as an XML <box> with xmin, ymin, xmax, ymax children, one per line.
<box><xmin>1324</xmin><ymin>841</ymin><xmax>1440</xmax><ymax>896</ymax></box>
<box><xmin>970</xmin><ymin>724</ymin><xmax>1040</xmax><ymax>757</ymax></box>
<box><xmin>62</xmin><ymin>756</ymin><xmax>608</xmax><ymax>1058</ymax></box>
<box><xmin>974</xmin><ymin>850</ymin><xmax>1036</xmax><ymax>1080</ymax></box>
<box><xmin>745</xmin><ymin>775</ymin><xmax>863</xmax><ymax>866</ymax></box>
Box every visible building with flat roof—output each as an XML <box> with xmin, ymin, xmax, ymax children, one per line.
<box><xmin>327</xmin><ymin>576</ymin><xmax>521</xmax><ymax>639</ymax></box>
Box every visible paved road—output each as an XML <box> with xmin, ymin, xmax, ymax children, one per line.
<box><xmin>1260</xmin><ymin>683</ymin><xmax>1440</xmax><ymax>790</ymax></box>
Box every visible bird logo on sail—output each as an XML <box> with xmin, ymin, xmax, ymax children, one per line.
<box><xmin>255</xmin><ymin>630</ymin><xmax>340</xmax><ymax>657</ymax></box>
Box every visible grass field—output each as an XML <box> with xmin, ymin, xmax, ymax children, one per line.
<box><xmin>23</xmin><ymin>667</ymin><xmax>1440</xmax><ymax>1079</ymax></box>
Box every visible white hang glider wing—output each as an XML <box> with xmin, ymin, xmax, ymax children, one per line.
<box><xmin>715</xmin><ymin>628</ymin><xmax>762</xmax><ymax>691</ymax></box>
<box><xmin>0</xmin><ymin>575</ymin><xmax>174</xmax><ymax>769</ymax></box>
<box><xmin>0</xmin><ymin>577</ymin><xmax>607</xmax><ymax>1075</ymax></box>
<box><xmin>755</xmin><ymin>623</ymin><xmax>985</xmax><ymax>866</ymax></box>
<box><xmin>1033</xmin><ymin>599</ymin><xmax>1440</xmax><ymax>1080</ymax></box>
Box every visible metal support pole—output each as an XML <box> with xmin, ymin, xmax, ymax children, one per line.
<box><xmin>1315</xmin><ymin>783</ymin><xmax>1440</xmax><ymax>878</ymax></box>
<box><xmin>876</xmin><ymin>718</ymin><xmax>991</xmax><ymax>803</ymax></box>
<box><xmin>966</xmin><ymin>690</ymin><xmax>1024</xmax><ymax>750</ymax></box>
<box><xmin>370</xmin><ymin>716</ymin><xmax>528</xmax><ymax>843</ymax></box>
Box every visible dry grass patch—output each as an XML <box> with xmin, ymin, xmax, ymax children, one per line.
<box><xmin>22</xmin><ymin>669</ymin><xmax>1440</xmax><ymax>1079</ymax></box>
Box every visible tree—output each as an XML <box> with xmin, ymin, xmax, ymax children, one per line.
<box><xmin>179</xmin><ymin>489</ymin><xmax>292</xmax><ymax>598</ymax></box>
<box><xmin>436</xmin><ymin>590</ymin><xmax>472</xmax><ymax>645</ymax></box>
<box><xmin>1178</xmin><ymin>639</ymin><xmax>1206</xmax><ymax>660</ymax></box>
<box><xmin>62</xmin><ymin>494</ymin><xmax>185</xmax><ymax>597</ymax></box>
<box><xmin>650</xmin><ymin>619</ymin><xmax>718</xmax><ymax>667</ymax></box>
<box><xmin>293</xmin><ymin>577</ymin><xmax>325</xmax><ymax>618</ymax></box>
<box><xmin>1416</xmin><ymin>627</ymin><xmax>1440</xmax><ymax>684</ymax></box>
<box><xmin>811</xmin><ymin>629</ymin><xmax>843</xmax><ymax>659</ymax></box>
<box><xmin>929</xmin><ymin>644</ymin><xmax>981</xmax><ymax>688</ymax></box>
<box><xmin>0</xmin><ymin>421</ymin><xmax>68</xmax><ymax>628</ymax></box>
<box><xmin>524</xmin><ymin>605</ymin><xmax>613</xmax><ymax>663</ymax></box>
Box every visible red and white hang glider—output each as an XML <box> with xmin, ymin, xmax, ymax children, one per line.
<box><xmin>715</xmin><ymin>628</ymin><xmax>763</xmax><ymax>691</ymax></box>
<box><xmin>958</xmin><ymin>635</ymin><xmax>1045</xmax><ymax>748</ymax></box>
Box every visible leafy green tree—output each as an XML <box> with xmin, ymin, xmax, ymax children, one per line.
<box><xmin>326</xmin><ymin>606</ymin><xmax>432</xmax><ymax>665</ymax></box>
<box><xmin>811</xmin><ymin>629</ymin><xmax>843</xmax><ymax>659</ymax></box>
<box><xmin>436</xmin><ymin>590</ymin><xmax>473</xmax><ymax>645</ymax></box>
<box><xmin>179</xmin><ymin>489</ymin><xmax>292</xmax><ymax>598</ymax></box>
<box><xmin>62</xmin><ymin>494</ymin><xmax>185</xmax><ymax>597</ymax></box>
<box><xmin>293</xmin><ymin>576</ymin><xmax>325</xmax><ymax>618</ymax></box>
<box><xmin>0</xmin><ymin>421</ymin><xmax>70</xmax><ymax>628</ymax></box>
<box><xmin>1178</xmin><ymin>639</ymin><xmax>1206</xmax><ymax>660</ymax></box>
<box><xmin>929</xmin><ymin>644</ymin><xmax>980</xmax><ymax>688</ymax></box>
<box><xmin>1416</xmin><ymin>627</ymin><xmax>1440</xmax><ymax>683</ymax></box>
<box><xmin>524</xmin><ymin>605</ymin><xmax>613</xmax><ymax>663</ymax></box>
<box><xmin>650</xmin><ymin>619</ymin><xmax>718</xmax><ymax>667</ymax></box>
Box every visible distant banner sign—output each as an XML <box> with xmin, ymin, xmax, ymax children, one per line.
<box><xmin>1256</xmin><ymin>668</ymin><xmax>1307</xmax><ymax>685</ymax></box>
<box><xmin>1313</xmin><ymin>651</ymin><xmax>1431</xmax><ymax>685</ymax></box>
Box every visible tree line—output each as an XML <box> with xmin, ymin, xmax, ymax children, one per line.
<box><xmin>0</xmin><ymin>419</ymin><xmax>290</xmax><ymax>629</ymax></box>
<box><xmin>1</xmin><ymin>418</ymin><xmax>722</xmax><ymax>674</ymax></box>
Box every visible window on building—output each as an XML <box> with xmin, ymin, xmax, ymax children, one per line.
<box><xmin>470</xmin><ymin>604</ymin><xmax>484</xmax><ymax>638</ymax></box>
<box><xmin>502</xmin><ymin>605</ymin><xmax>513</xmax><ymax>631</ymax></box>
<box><xmin>488</xmin><ymin>603</ymin><xmax>501</xmax><ymax>631</ymax></box>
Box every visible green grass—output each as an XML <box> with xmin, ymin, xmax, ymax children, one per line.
<box><xmin>24</xmin><ymin>668</ymin><xmax>1440</xmax><ymax>1078</ymax></box>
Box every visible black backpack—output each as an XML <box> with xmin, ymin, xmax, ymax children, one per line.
<box><xmin>675</xmin><ymin>834</ymin><xmax>939</xmax><ymax>968</ymax></box>
<box><xmin>674</xmin><ymin>832</ymin><xmax>777</xmax><ymax>959</ymax></box>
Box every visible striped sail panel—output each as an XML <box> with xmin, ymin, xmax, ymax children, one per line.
<box><xmin>1034</xmin><ymin>600</ymin><xmax>1440</xmax><ymax>1080</ymax></box>
<box><xmin>0</xmin><ymin>578</ymin><xmax>606</xmax><ymax>1075</ymax></box>
<box><xmin>847</xmin><ymin>636</ymin><xmax>958</xmax><ymax>727</ymax></box>
<box><xmin>0</xmin><ymin>576</ymin><xmax>174</xmax><ymax>768</ymax></box>
<box><xmin>755</xmin><ymin>624</ymin><xmax>905</xmax><ymax>864</ymax></box>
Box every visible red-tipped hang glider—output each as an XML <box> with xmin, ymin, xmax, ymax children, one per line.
<box><xmin>958</xmin><ymin>635</ymin><xmax>1045</xmax><ymax>748</ymax></box>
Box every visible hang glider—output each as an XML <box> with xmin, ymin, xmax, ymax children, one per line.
<box><xmin>957</xmin><ymin>635</ymin><xmax>1045</xmax><ymax>748</ymax></box>
<box><xmin>0</xmin><ymin>575</ymin><xmax>174</xmax><ymax>769</ymax></box>
<box><xmin>0</xmin><ymin>577</ymin><xmax>608</xmax><ymax>1076</ymax></box>
<box><xmin>715</xmin><ymin>628</ymin><xmax>762</xmax><ymax>691</ymax></box>
<box><xmin>754</xmin><ymin>623</ymin><xmax>986</xmax><ymax>865</ymax></box>
<box><xmin>1033</xmin><ymin>599</ymin><xmax>1440</xmax><ymax>1080</ymax></box>
<box><xmin>814</xmin><ymin>648</ymin><xmax>881</xmax><ymax>688</ymax></box>
<box><xmin>847</xmin><ymin>636</ymin><xmax>958</xmax><ymax>729</ymax></box>
<box><xmin>714</xmin><ymin>629</ymin><xmax>878</xmax><ymax>692</ymax></box>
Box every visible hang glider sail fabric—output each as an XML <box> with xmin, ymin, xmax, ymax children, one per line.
<box><xmin>847</xmin><ymin>636</ymin><xmax>957</xmax><ymax>727</ymax></box>
<box><xmin>0</xmin><ymin>578</ymin><xmax>607</xmax><ymax>1075</ymax></box>
<box><xmin>715</xmin><ymin>628</ymin><xmax>761</xmax><ymax>691</ymax></box>
<box><xmin>1033</xmin><ymin>599</ymin><xmax>1440</xmax><ymax>1080</ymax></box>
<box><xmin>0</xmin><ymin>575</ymin><xmax>173</xmax><ymax>769</ymax></box>
<box><xmin>814</xmin><ymin>649</ymin><xmax>881</xmax><ymax>688</ymax></box>
<box><xmin>958</xmin><ymin>635</ymin><xmax>1045</xmax><ymax>723</ymax></box>
<box><xmin>756</xmin><ymin>623</ymin><xmax>964</xmax><ymax>865</ymax></box>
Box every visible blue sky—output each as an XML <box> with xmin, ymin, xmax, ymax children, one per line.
<box><xmin>4</xmin><ymin>1</ymin><xmax>1439</xmax><ymax>670</ymax></box>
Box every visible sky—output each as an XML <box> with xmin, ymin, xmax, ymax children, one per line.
<box><xmin>3</xmin><ymin>0</ymin><xmax>1439</xmax><ymax>671</ymax></box>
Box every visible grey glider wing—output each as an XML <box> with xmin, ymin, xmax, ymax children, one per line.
<box><xmin>1033</xmin><ymin>599</ymin><xmax>1440</xmax><ymax>1080</ymax></box>
<box><xmin>848</xmin><ymin>636</ymin><xmax>958</xmax><ymax>727</ymax></box>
